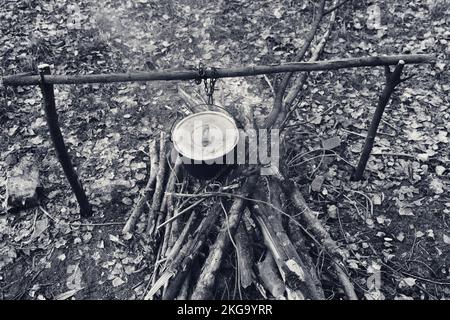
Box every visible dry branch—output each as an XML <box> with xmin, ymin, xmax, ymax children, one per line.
<box><xmin>155</xmin><ymin>156</ymin><xmax>182</xmax><ymax>243</ymax></box>
<box><xmin>177</xmin><ymin>85</ymin><xmax>208</xmax><ymax>113</ymax></box>
<box><xmin>191</xmin><ymin>197</ymin><xmax>246</xmax><ymax>299</ymax></box>
<box><xmin>265</xmin><ymin>0</ymin><xmax>327</xmax><ymax>129</ymax></box>
<box><xmin>146</xmin><ymin>132</ymin><xmax>168</xmax><ymax>234</ymax></box>
<box><xmin>146</xmin><ymin>203</ymin><xmax>222</xmax><ymax>299</ymax></box>
<box><xmin>160</xmin><ymin>162</ymin><xmax>182</xmax><ymax>255</ymax></box>
<box><xmin>235</xmin><ymin>221</ymin><xmax>255</xmax><ymax>289</ymax></box>
<box><xmin>3</xmin><ymin>55</ymin><xmax>435</xmax><ymax>86</ymax></box>
<box><xmin>251</xmin><ymin>187</ymin><xmax>324</xmax><ymax>300</ymax></box>
<box><xmin>324</xmin><ymin>0</ymin><xmax>350</xmax><ymax>15</ymax></box>
<box><xmin>122</xmin><ymin>139</ymin><xmax>159</xmax><ymax>234</ymax></box>
<box><xmin>279</xmin><ymin>179</ymin><xmax>358</xmax><ymax>300</ymax></box>
<box><xmin>191</xmin><ymin>178</ymin><xmax>256</xmax><ymax>300</ymax></box>
<box><xmin>176</xmin><ymin>273</ymin><xmax>191</xmax><ymax>300</ymax></box>
<box><xmin>283</xmin><ymin>4</ymin><xmax>338</xmax><ymax>114</ymax></box>
<box><xmin>164</xmin><ymin>208</ymin><xmax>197</xmax><ymax>264</ymax></box>
<box><xmin>353</xmin><ymin>60</ymin><xmax>406</xmax><ymax>181</ymax></box>
<box><xmin>257</xmin><ymin>252</ymin><xmax>286</xmax><ymax>299</ymax></box>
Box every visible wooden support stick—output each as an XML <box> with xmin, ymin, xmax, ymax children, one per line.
<box><xmin>352</xmin><ymin>60</ymin><xmax>406</xmax><ymax>181</ymax></box>
<box><xmin>4</xmin><ymin>55</ymin><xmax>435</xmax><ymax>86</ymax></box>
<box><xmin>38</xmin><ymin>65</ymin><xmax>92</xmax><ymax>217</ymax></box>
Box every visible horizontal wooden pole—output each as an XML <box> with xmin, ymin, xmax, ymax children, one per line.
<box><xmin>2</xmin><ymin>54</ymin><xmax>436</xmax><ymax>86</ymax></box>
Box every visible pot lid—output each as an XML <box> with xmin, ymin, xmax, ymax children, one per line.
<box><xmin>172</xmin><ymin>111</ymin><xmax>239</xmax><ymax>161</ymax></box>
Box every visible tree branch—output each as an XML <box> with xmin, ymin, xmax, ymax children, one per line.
<box><xmin>265</xmin><ymin>0</ymin><xmax>327</xmax><ymax>129</ymax></box>
<box><xmin>2</xmin><ymin>55</ymin><xmax>435</xmax><ymax>86</ymax></box>
<box><xmin>281</xmin><ymin>3</ymin><xmax>338</xmax><ymax>128</ymax></box>
<box><xmin>352</xmin><ymin>60</ymin><xmax>406</xmax><ymax>181</ymax></box>
<box><xmin>323</xmin><ymin>0</ymin><xmax>350</xmax><ymax>15</ymax></box>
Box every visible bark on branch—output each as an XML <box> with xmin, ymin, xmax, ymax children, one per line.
<box><xmin>283</xmin><ymin>4</ymin><xmax>338</xmax><ymax>118</ymax></box>
<box><xmin>352</xmin><ymin>60</ymin><xmax>406</xmax><ymax>181</ymax></box>
<box><xmin>324</xmin><ymin>0</ymin><xmax>350</xmax><ymax>15</ymax></box>
<box><xmin>278</xmin><ymin>179</ymin><xmax>358</xmax><ymax>300</ymax></box>
<box><xmin>265</xmin><ymin>0</ymin><xmax>327</xmax><ymax>129</ymax></box>
<box><xmin>3</xmin><ymin>55</ymin><xmax>435</xmax><ymax>86</ymax></box>
<box><xmin>122</xmin><ymin>139</ymin><xmax>159</xmax><ymax>234</ymax></box>
<box><xmin>191</xmin><ymin>178</ymin><xmax>256</xmax><ymax>300</ymax></box>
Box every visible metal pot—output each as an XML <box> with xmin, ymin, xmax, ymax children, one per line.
<box><xmin>172</xmin><ymin>111</ymin><xmax>239</xmax><ymax>180</ymax></box>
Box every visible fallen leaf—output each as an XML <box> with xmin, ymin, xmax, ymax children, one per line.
<box><xmin>399</xmin><ymin>207</ymin><xmax>414</xmax><ymax>216</ymax></box>
<box><xmin>322</xmin><ymin>136</ymin><xmax>341</xmax><ymax>150</ymax></box>
<box><xmin>436</xmin><ymin>166</ymin><xmax>445</xmax><ymax>175</ymax></box>
<box><xmin>66</xmin><ymin>264</ymin><xmax>83</xmax><ymax>290</ymax></box>
<box><xmin>430</xmin><ymin>178</ymin><xmax>444</xmax><ymax>194</ymax></box>
<box><xmin>55</xmin><ymin>288</ymin><xmax>83</xmax><ymax>300</ymax></box>
<box><xmin>112</xmin><ymin>277</ymin><xmax>125</xmax><ymax>287</ymax></box>
<box><xmin>311</xmin><ymin>175</ymin><xmax>325</xmax><ymax>192</ymax></box>
<box><xmin>399</xmin><ymin>277</ymin><xmax>416</xmax><ymax>288</ymax></box>
<box><xmin>443</xmin><ymin>234</ymin><xmax>450</xmax><ymax>245</ymax></box>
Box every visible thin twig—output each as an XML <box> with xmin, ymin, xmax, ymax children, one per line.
<box><xmin>323</xmin><ymin>0</ymin><xmax>351</xmax><ymax>15</ymax></box>
<box><xmin>156</xmin><ymin>198</ymin><xmax>205</xmax><ymax>230</ymax></box>
<box><xmin>39</xmin><ymin>206</ymin><xmax>124</xmax><ymax>227</ymax></box>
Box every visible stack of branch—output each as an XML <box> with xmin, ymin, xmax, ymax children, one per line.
<box><xmin>121</xmin><ymin>0</ymin><xmax>358</xmax><ymax>300</ymax></box>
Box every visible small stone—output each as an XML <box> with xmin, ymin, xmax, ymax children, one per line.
<box><xmin>6</xmin><ymin>156</ymin><xmax>41</xmax><ymax>212</ymax></box>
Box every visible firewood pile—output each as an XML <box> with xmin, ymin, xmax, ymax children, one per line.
<box><xmin>121</xmin><ymin>120</ymin><xmax>356</xmax><ymax>300</ymax></box>
<box><xmin>120</xmin><ymin>0</ymin><xmax>358</xmax><ymax>300</ymax></box>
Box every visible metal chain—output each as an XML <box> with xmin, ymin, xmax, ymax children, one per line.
<box><xmin>204</xmin><ymin>77</ymin><xmax>216</xmax><ymax>105</ymax></box>
<box><xmin>195</xmin><ymin>62</ymin><xmax>205</xmax><ymax>85</ymax></box>
<box><xmin>195</xmin><ymin>62</ymin><xmax>217</xmax><ymax>105</ymax></box>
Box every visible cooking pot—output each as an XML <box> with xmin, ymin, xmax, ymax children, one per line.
<box><xmin>172</xmin><ymin>111</ymin><xmax>239</xmax><ymax>179</ymax></box>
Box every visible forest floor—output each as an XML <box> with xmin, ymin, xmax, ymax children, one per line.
<box><xmin>0</xmin><ymin>0</ymin><xmax>449</xmax><ymax>300</ymax></box>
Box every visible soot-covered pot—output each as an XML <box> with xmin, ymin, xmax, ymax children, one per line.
<box><xmin>172</xmin><ymin>111</ymin><xmax>239</xmax><ymax>180</ymax></box>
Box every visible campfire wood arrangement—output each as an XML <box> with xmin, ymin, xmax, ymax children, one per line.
<box><xmin>2</xmin><ymin>0</ymin><xmax>441</xmax><ymax>300</ymax></box>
